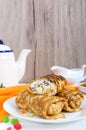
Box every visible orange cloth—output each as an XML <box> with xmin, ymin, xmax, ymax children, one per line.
<box><xmin>64</xmin><ymin>84</ymin><xmax>78</xmax><ymax>91</ymax></box>
<box><xmin>0</xmin><ymin>85</ymin><xmax>28</xmax><ymax>122</ymax></box>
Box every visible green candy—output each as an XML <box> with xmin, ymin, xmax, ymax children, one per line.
<box><xmin>2</xmin><ymin>116</ymin><xmax>9</xmax><ymax>123</ymax></box>
<box><xmin>10</xmin><ymin>118</ymin><xmax>19</xmax><ymax>124</ymax></box>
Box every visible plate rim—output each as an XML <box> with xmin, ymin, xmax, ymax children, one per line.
<box><xmin>3</xmin><ymin>96</ymin><xmax>86</xmax><ymax>124</ymax></box>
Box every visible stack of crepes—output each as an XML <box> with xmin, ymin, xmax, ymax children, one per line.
<box><xmin>15</xmin><ymin>74</ymin><xmax>84</xmax><ymax>120</ymax></box>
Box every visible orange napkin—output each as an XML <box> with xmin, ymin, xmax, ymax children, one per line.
<box><xmin>64</xmin><ymin>81</ymin><xmax>79</xmax><ymax>91</ymax></box>
<box><xmin>0</xmin><ymin>84</ymin><xmax>28</xmax><ymax>122</ymax></box>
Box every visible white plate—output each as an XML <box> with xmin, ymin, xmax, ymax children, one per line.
<box><xmin>3</xmin><ymin>96</ymin><xmax>86</xmax><ymax>124</ymax></box>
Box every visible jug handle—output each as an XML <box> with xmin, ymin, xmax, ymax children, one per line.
<box><xmin>80</xmin><ymin>65</ymin><xmax>86</xmax><ymax>82</ymax></box>
<box><xmin>82</xmin><ymin>64</ymin><xmax>86</xmax><ymax>76</ymax></box>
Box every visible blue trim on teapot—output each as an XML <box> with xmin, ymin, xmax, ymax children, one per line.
<box><xmin>0</xmin><ymin>50</ymin><xmax>13</xmax><ymax>53</ymax></box>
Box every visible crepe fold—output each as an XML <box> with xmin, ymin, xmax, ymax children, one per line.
<box><xmin>27</xmin><ymin>74</ymin><xmax>67</xmax><ymax>96</ymax></box>
<box><xmin>57</xmin><ymin>89</ymin><xmax>84</xmax><ymax>112</ymax></box>
<box><xmin>15</xmin><ymin>89</ymin><xmax>67</xmax><ymax>119</ymax></box>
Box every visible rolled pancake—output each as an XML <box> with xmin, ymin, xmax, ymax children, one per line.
<box><xmin>15</xmin><ymin>89</ymin><xmax>67</xmax><ymax>119</ymax></box>
<box><xmin>57</xmin><ymin>89</ymin><xmax>84</xmax><ymax>112</ymax></box>
<box><xmin>27</xmin><ymin>74</ymin><xmax>67</xmax><ymax>96</ymax></box>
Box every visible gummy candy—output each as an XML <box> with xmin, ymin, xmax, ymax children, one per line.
<box><xmin>13</xmin><ymin>123</ymin><xmax>22</xmax><ymax>129</ymax></box>
<box><xmin>6</xmin><ymin>127</ymin><xmax>12</xmax><ymax>130</ymax></box>
<box><xmin>10</xmin><ymin>118</ymin><xmax>19</xmax><ymax>124</ymax></box>
<box><xmin>2</xmin><ymin>116</ymin><xmax>9</xmax><ymax>123</ymax></box>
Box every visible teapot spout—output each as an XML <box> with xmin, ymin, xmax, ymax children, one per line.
<box><xmin>17</xmin><ymin>49</ymin><xmax>32</xmax><ymax>82</ymax></box>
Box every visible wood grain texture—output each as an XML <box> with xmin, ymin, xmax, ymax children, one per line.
<box><xmin>0</xmin><ymin>0</ymin><xmax>86</xmax><ymax>82</ymax></box>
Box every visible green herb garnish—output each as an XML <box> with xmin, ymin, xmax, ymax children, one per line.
<box><xmin>0</xmin><ymin>83</ymin><xmax>5</xmax><ymax>88</ymax></box>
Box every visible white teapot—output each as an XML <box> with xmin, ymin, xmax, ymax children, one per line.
<box><xmin>51</xmin><ymin>65</ymin><xmax>86</xmax><ymax>84</ymax></box>
<box><xmin>0</xmin><ymin>40</ymin><xmax>31</xmax><ymax>87</ymax></box>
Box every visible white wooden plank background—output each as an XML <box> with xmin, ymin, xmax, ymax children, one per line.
<box><xmin>0</xmin><ymin>0</ymin><xmax>86</xmax><ymax>83</ymax></box>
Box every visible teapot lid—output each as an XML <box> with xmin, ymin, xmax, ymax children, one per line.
<box><xmin>0</xmin><ymin>39</ymin><xmax>13</xmax><ymax>53</ymax></box>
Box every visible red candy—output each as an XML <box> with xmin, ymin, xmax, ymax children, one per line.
<box><xmin>6</xmin><ymin>127</ymin><xmax>12</xmax><ymax>130</ymax></box>
<box><xmin>13</xmin><ymin>123</ymin><xmax>22</xmax><ymax>129</ymax></box>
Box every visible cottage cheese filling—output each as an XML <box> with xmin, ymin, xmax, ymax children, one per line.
<box><xmin>30</xmin><ymin>79</ymin><xmax>57</xmax><ymax>95</ymax></box>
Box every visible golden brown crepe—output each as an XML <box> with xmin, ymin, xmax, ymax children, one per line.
<box><xmin>15</xmin><ymin>89</ymin><xmax>67</xmax><ymax>119</ymax></box>
<box><xmin>27</xmin><ymin>74</ymin><xmax>67</xmax><ymax>96</ymax></box>
<box><xmin>57</xmin><ymin>89</ymin><xmax>84</xmax><ymax>112</ymax></box>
